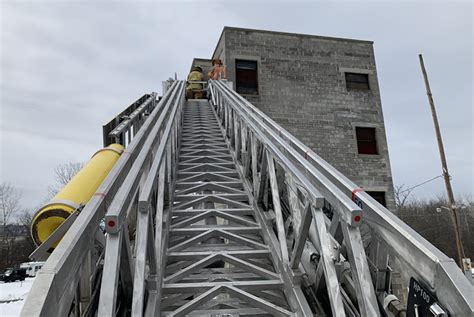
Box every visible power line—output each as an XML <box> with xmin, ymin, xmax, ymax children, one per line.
<box><xmin>400</xmin><ymin>174</ymin><xmax>444</xmax><ymax>194</ymax></box>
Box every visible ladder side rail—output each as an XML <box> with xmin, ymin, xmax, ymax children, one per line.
<box><xmin>103</xmin><ymin>81</ymin><xmax>183</xmax><ymax>235</ymax></box>
<box><xmin>21</xmin><ymin>82</ymin><xmax>181</xmax><ymax>317</ymax></box>
<box><xmin>209</xmin><ymin>101</ymin><xmax>316</xmax><ymax>316</ymax></box>
<box><xmin>102</xmin><ymin>92</ymin><xmax>156</xmax><ymax>147</ymax></box>
<box><xmin>211</xmin><ymin>87</ymin><xmax>373</xmax><ymax>315</ymax></box>
<box><xmin>152</xmin><ymin>127</ymin><xmax>179</xmax><ymax>314</ymax></box>
<box><xmin>144</xmin><ymin>126</ymin><xmax>178</xmax><ymax>316</ymax></box>
<box><xmin>213</xmin><ymin>82</ymin><xmax>379</xmax><ymax>315</ymax></box>
<box><xmin>213</xmin><ymin>79</ymin><xmax>453</xmax><ymax>263</ymax></box>
<box><xmin>98</xmin><ymin>81</ymin><xmax>185</xmax><ymax>316</ymax></box>
<box><xmin>211</xmin><ymin>81</ymin><xmax>362</xmax><ymax>226</ymax></box>
<box><xmin>132</xmin><ymin>82</ymin><xmax>185</xmax><ymax>316</ymax></box>
<box><xmin>211</xmin><ymin>80</ymin><xmax>474</xmax><ymax>315</ymax></box>
<box><xmin>212</xmin><ymin>81</ymin><xmax>402</xmax><ymax>315</ymax></box>
<box><xmin>108</xmin><ymin>93</ymin><xmax>157</xmax><ymax>144</ymax></box>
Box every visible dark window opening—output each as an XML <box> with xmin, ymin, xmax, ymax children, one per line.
<box><xmin>345</xmin><ymin>72</ymin><xmax>370</xmax><ymax>90</ymax></box>
<box><xmin>236</xmin><ymin>59</ymin><xmax>258</xmax><ymax>95</ymax></box>
<box><xmin>356</xmin><ymin>127</ymin><xmax>378</xmax><ymax>155</ymax></box>
<box><xmin>367</xmin><ymin>191</ymin><xmax>386</xmax><ymax>207</ymax></box>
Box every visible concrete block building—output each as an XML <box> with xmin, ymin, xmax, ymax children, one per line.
<box><xmin>193</xmin><ymin>27</ymin><xmax>395</xmax><ymax>210</ymax></box>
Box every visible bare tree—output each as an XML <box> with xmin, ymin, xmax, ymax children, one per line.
<box><xmin>0</xmin><ymin>182</ymin><xmax>22</xmax><ymax>233</ymax></box>
<box><xmin>47</xmin><ymin>162</ymin><xmax>84</xmax><ymax>198</ymax></box>
<box><xmin>396</xmin><ymin>195</ymin><xmax>473</xmax><ymax>261</ymax></box>
<box><xmin>0</xmin><ymin>183</ymin><xmax>27</xmax><ymax>270</ymax></box>
<box><xmin>54</xmin><ymin>162</ymin><xmax>84</xmax><ymax>186</ymax></box>
<box><xmin>394</xmin><ymin>184</ymin><xmax>414</xmax><ymax>209</ymax></box>
<box><xmin>17</xmin><ymin>208</ymin><xmax>34</xmax><ymax>228</ymax></box>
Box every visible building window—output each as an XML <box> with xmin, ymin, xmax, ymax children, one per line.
<box><xmin>367</xmin><ymin>191</ymin><xmax>386</xmax><ymax>207</ymax></box>
<box><xmin>236</xmin><ymin>59</ymin><xmax>258</xmax><ymax>95</ymax></box>
<box><xmin>356</xmin><ymin>127</ymin><xmax>378</xmax><ymax>155</ymax></box>
<box><xmin>345</xmin><ymin>72</ymin><xmax>370</xmax><ymax>90</ymax></box>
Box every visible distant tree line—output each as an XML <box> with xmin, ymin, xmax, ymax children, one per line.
<box><xmin>394</xmin><ymin>193</ymin><xmax>473</xmax><ymax>261</ymax></box>
<box><xmin>0</xmin><ymin>182</ymin><xmax>35</xmax><ymax>271</ymax></box>
<box><xmin>0</xmin><ymin>162</ymin><xmax>83</xmax><ymax>272</ymax></box>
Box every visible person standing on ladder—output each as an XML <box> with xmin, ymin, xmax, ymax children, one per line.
<box><xmin>186</xmin><ymin>65</ymin><xmax>204</xmax><ymax>99</ymax></box>
<box><xmin>208</xmin><ymin>58</ymin><xmax>227</xmax><ymax>80</ymax></box>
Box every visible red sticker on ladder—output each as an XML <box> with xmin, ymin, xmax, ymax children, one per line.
<box><xmin>351</xmin><ymin>188</ymin><xmax>364</xmax><ymax>209</ymax></box>
<box><xmin>351</xmin><ymin>188</ymin><xmax>364</xmax><ymax>200</ymax></box>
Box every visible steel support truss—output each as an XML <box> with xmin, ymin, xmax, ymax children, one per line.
<box><xmin>21</xmin><ymin>81</ymin><xmax>184</xmax><ymax>316</ymax></box>
<box><xmin>209</xmin><ymin>81</ymin><xmax>378</xmax><ymax>317</ymax></box>
<box><xmin>208</xmin><ymin>80</ymin><xmax>474</xmax><ymax>316</ymax></box>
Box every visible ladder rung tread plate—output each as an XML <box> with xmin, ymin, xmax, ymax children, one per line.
<box><xmin>160</xmin><ymin>100</ymin><xmax>292</xmax><ymax>315</ymax></box>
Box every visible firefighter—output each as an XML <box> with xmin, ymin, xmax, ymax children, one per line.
<box><xmin>186</xmin><ymin>66</ymin><xmax>204</xmax><ymax>99</ymax></box>
<box><xmin>208</xmin><ymin>58</ymin><xmax>227</xmax><ymax>80</ymax></box>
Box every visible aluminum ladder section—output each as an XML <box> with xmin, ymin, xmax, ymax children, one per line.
<box><xmin>21</xmin><ymin>81</ymin><xmax>186</xmax><ymax>317</ymax></box>
<box><xmin>21</xmin><ymin>78</ymin><xmax>473</xmax><ymax>317</ymax></box>
<box><xmin>159</xmin><ymin>99</ymin><xmax>311</xmax><ymax>316</ymax></box>
<box><xmin>208</xmin><ymin>80</ymin><xmax>474</xmax><ymax>316</ymax></box>
<box><xmin>21</xmin><ymin>81</ymin><xmax>315</xmax><ymax>316</ymax></box>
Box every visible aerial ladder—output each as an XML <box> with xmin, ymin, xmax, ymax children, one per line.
<box><xmin>21</xmin><ymin>80</ymin><xmax>473</xmax><ymax>316</ymax></box>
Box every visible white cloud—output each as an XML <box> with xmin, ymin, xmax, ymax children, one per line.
<box><xmin>0</xmin><ymin>0</ymin><xmax>472</xmax><ymax>208</ymax></box>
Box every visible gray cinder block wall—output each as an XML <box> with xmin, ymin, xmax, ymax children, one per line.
<box><xmin>210</xmin><ymin>27</ymin><xmax>396</xmax><ymax>210</ymax></box>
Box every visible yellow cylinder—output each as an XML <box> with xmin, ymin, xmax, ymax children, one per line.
<box><xmin>31</xmin><ymin>143</ymin><xmax>124</xmax><ymax>249</ymax></box>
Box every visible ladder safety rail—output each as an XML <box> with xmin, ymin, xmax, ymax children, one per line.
<box><xmin>98</xmin><ymin>81</ymin><xmax>185</xmax><ymax>316</ymax></box>
<box><xmin>108</xmin><ymin>94</ymin><xmax>156</xmax><ymax>144</ymax></box>
<box><xmin>209</xmin><ymin>80</ymin><xmax>378</xmax><ymax>316</ymax></box>
<box><xmin>132</xmin><ymin>82</ymin><xmax>184</xmax><ymax>315</ymax></box>
<box><xmin>20</xmin><ymin>81</ymin><xmax>182</xmax><ymax>317</ymax></box>
<box><xmin>103</xmin><ymin>93</ymin><xmax>157</xmax><ymax>147</ymax></box>
<box><xmin>209</xmin><ymin>80</ymin><xmax>474</xmax><ymax>316</ymax></box>
<box><xmin>102</xmin><ymin>82</ymin><xmax>183</xmax><ymax>235</ymax></box>
<box><xmin>210</xmin><ymin>82</ymin><xmax>363</xmax><ymax>228</ymax></box>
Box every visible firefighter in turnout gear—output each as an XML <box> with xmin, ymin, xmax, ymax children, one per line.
<box><xmin>186</xmin><ymin>65</ymin><xmax>204</xmax><ymax>99</ymax></box>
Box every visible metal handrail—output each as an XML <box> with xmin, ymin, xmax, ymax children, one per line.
<box><xmin>21</xmin><ymin>81</ymin><xmax>183</xmax><ymax>317</ymax></box>
<box><xmin>210</xmin><ymin>80</ymin><xmax>378</xmax><ymax>315</ymax></box>
<box><xmin>98</xmin><ymin>80</ymin><xmax>185</xmax><ymax>316</ymax></box>
<box><xmin>102</xmin><ymin>93</ymin><xmax>157</xmax><ymax>147</ymax></box>
<box><xmin>209</xmin><ymin>79</ymin><xmax>474</xmax><ymax>316</ymax></box>
<box><xmin>108</xmin><ymin>94</ymin><xmax>156</xmax><ymax>141</ymax></box>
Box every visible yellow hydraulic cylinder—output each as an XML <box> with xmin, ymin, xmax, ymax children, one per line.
<box><xmin>31</xmin><ymin>143</ymin><xmax>124</xmax><ymax>249</ymax></box>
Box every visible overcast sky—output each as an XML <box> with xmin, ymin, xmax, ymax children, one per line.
<box><xmin>1</xmin><ymin>0</ymin><xmax>472</xmax><ymax>209</ymax></box>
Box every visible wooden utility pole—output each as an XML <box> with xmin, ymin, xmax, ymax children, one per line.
<box><xmin>418</xmin><ymin>54</ymin><xmax>466</xmax><ymax>269</ymax></box>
